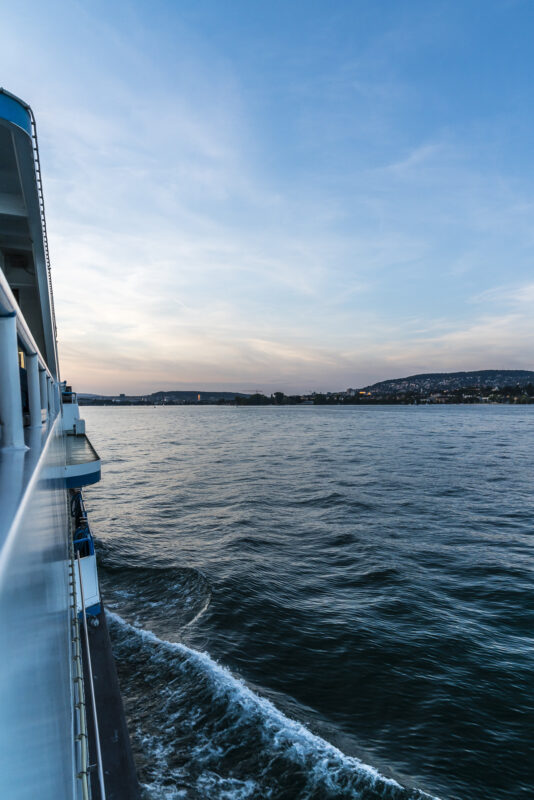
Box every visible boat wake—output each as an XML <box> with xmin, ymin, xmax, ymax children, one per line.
<box><xmin>98</xmin><ymin>559</ymin><xmax>212</xmax><ymax>633</ymax></box>
<box><xmin>107</xmin><ymin>611</ymin><xmax>439</xmax><ymax>800</ymax></box>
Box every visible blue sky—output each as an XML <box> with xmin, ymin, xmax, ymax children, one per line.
<box><xmin>2</xmin><ymin>0</ymin><xmax>534</xmax><ymax>393</ymax></box>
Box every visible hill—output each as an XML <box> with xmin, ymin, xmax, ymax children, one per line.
<box><xmin>363</xmin><ymin>370</ymin><xmax>534</xmax><ymax>396</ymax></box>
<box><xmin>79</xmin><ymin>390</ymin><xmax>250</xmax><ymax>405</ymax></box>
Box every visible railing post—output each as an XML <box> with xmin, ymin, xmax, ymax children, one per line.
<box><xmin>0</xmin><ymin>312</ymin><xmax>26</xmax><ymax>449</ymax></box>
<box><xmin>26</xmin><ymin>352</ymin><xmax>41</xmax><ymax>428</ymax></box>
<box><xmin>46</xmin><ymin>375</ymin><xmax>54</xmax><ymax>420</ymax></box>
<box><xmin>39</xmin><ymin>366</ymin><xmax>48</xmax><ymax>422</ymax></box>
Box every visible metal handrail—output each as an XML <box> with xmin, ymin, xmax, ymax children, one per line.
<box><xmin>26</xmin><ymin>104</ymin><xmax>58</xmax><ymax>341</ymax></box>
<box><xmin>70</xmin><ymin>552</ymin><xmax>90</xmax><ymax>800</ymax></box>
<box><xmin>0</xmin><ymin>267</ymin><xmax>54</xmax><ymax>380</ymax></box>
<box><xmin>77</xmin><ymin>552</ymin><xmax>107</xmax><ymax>800</ymax></box>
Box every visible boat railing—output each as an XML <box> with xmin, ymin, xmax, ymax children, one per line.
<box><xmin>62</xmin><ymin>390</ymin><xmax>78</xmax><ymax>404</ymax></box>
<box><xmin>0</xmin><ymin>266</ymin><xmax>59</xmax><ymax>449</ymax></box>
<box><xmin>74</xmin><ymin>532</ymin><xmax>94</xmax><ymax>560</ymax></box>
<box><xmin>77</xmin><ymin>550</ymin><xmax>107</xmax><ymax>800</ymax></box>
<box><xmin>27</xmin><ymin>102</ymin><xmax>58</xmax><ymax>341</ymax></box>
<box><xmin>70</xmin><ymin>547</ymin><xmax>91</xmax><ymax>800</ymax></box>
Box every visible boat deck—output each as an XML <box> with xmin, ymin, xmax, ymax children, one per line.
<box><xmin>66</xmin><ymin>433</ymin><xmax>99</xmax><ymax>466</ymax></box>
<box><xmin>0</xmin><ymin>426</ymin><xmax>102</xmax><ymax>547</ymax></box>
<box><xmin>64</xmin><ymin>433</ymin><xmax>101</xmax><ymax>488</ymax></box>
<box><xmin>0</xmin><ymin>422</ymin><xmax>53</xmax><ymax>548</ymax></box>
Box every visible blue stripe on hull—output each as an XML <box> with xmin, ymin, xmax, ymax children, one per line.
<box><xmin>66</xmin><ymin>469</ymin><xmax>101</xmax><ymax>489</ymax></box>
<box><xmin>80</xmin><ymin>602</ymin><xmax>101</xmax><ymax>618</ymax></box>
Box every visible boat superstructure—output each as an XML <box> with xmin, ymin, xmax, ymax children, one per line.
<box><xmin>0</xmin><ymin>89</ymin><xmax>138</xmax><ymax>799</ymax></box>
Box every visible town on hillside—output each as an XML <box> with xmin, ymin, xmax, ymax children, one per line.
<box><xmin>78</xmin><ymin>370</ymin><xmax>534</xmax><ymax>406</ymax></box>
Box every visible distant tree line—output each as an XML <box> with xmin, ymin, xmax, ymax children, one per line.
<box><xmin>80</xmin><ymin>384</ymin><xmax>534</xmax><ymax>407</ymax></box>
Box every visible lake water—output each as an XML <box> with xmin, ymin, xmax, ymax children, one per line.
<box><xmin>83</xmin><ymin>405</ymin><xmax>534</xmax><ymax>800</ymax></box>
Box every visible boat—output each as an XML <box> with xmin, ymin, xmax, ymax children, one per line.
<box><xmin>0</xmin><ymin>88</ymin><xmax>139</xmax><ymax>799</ymax></box>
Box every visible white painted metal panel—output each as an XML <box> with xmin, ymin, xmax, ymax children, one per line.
<box><xmin>75</xmin><ymin>553</ymin><xmax>100</xmax><ymax>612</ymax></box>
<box><xmin>0</xmin><ymin>419</ymin><xmax>76</xmax><ymax>799</ymax></box>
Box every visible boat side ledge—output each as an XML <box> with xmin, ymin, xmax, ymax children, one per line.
<box><xmin>0</xmin><ymin>415</ymin><xmax>62</xmax><ymax>577</ymax></box>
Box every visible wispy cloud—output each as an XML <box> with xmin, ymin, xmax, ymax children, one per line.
<box><xmin>473</xmin><ymin>282</ymin><xmax>534</xmax><ymax>307</ymax></box>
<box><xmin>2</xmin><ymin>0</ymin><xmax>534</xmax><ymax>392</ymax></box>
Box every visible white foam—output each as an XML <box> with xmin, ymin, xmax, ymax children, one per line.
<box><xmin>108</xmin><ymin>610</ymin><xmax>440</xmax><ymax>800</ymax></box>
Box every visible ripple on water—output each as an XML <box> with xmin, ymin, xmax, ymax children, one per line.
<box><xmin>83</xmin><ymin>405</ymin><xmax>534</xmax><ymax>800</ymax></box>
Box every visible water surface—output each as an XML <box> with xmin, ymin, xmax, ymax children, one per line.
<box><xmin>84</xmin><ymin>405</ymin><xmax>534</xmax><ymax>799</ymax></box>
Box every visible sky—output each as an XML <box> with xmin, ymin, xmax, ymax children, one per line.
<box><xmin>2</xmin><ymin>0</ymin><xmax>534</xmax><ymax>394</ymax></box>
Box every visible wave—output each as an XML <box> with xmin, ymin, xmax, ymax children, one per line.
<box><xmin>107</xmin><ymin>611</ymin><xmax>439</xmax><ymax>800</ymax></box>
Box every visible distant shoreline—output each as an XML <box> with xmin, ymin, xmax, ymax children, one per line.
<box><xmin>80</xmin><ymin>395</ymin><xmax>534</xmax><ymax>407</ymax></box>
<box><xmin>78</xmin><ymin>370</ymin><xmax>534</xmax><ymax>407</ymax></box>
